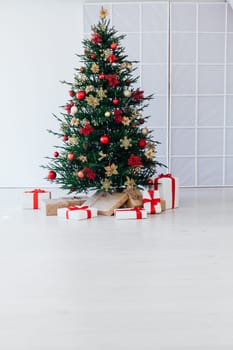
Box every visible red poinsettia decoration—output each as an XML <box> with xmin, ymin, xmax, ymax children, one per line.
<box><xmin>114</xmin><ymin>109</ymin><xmax>123</xmax><ymax>123</ymax></box>
<box><xmin>128</xmin><ymin>154</ymin><xmax>142</xmax><ymax>167</ymax></box>
<box><xmin>91</xmin><ymin>32</ymin><xmax>101</xmax><ymax>44</ymax></box>
<box><xmin>64</xmin><ymin>101</ymin><xmax>74</xmax><ymax>114</ymax></box>
<box><xmin>132</xmin><ymin>89</ymin><xmax>144</xmax><ymax>101</ymax></box>
<box><xmin>83</xmin><ymin>167</ymin><xmax>96</xmax><ymax>180</ymax></box>
<box><xmin>106</xmin><ymin>74</ymin><xmax>120</xmax><ymax>87</ymax></box>
<box><xmin>79</xmin><ymin>122</ymin><xmax>94</xmax><ymax>137</ymax></box>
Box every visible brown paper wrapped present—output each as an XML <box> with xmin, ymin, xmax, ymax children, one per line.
<box><xmin>83</xmin><ymin>191</ymin><xmax>128</xmax><ymax>216</ymax></box>
<box><xmin>123</xmin><ymin>188</ymin><xmax>143</xmax><ymax>208</ymax></box>
<box><xmin>42</xmin><ymin>197</ymin><xmax>87</xmax><ymax>216</ymax></box>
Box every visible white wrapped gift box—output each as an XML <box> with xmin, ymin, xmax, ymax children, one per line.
<box><xmin>154</xmin><ymin>174</ymin><xmax>179</xmax><ymax>209</ymax></box>
<box><xmin>143</xmin><ymin>190</ymin><xmax>161</xmax><ymax>214</ymax></box>
<box><xmin>23</xmin><ymin>189</ymin><xmax>51</xmax><ymax>209</ymax></box>
<box><xmin>57</xmin><ymin>205</ymin><xmax>97</xmax><ymax>220</ymax></box>
<box><xmin>114</xmin><ymin>208</ymin><xmax>147</xmax><ymax>219</ymax></box>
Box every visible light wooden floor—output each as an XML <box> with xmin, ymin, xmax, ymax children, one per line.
<box><xmin>0</xmin><ymin>187</ymin><xmax>233</xmax><ymax>350</ymax></box>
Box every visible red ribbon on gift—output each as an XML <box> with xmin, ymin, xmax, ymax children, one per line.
<box><xmin>117</xmin><ymin>207</ymin><xmax>144</xmax><ymax>219</ymax></box>
<box><xmin>25</xmin><ymin>188</ymin><xmax>47</xmax><ymax>209</ymax></box>
<box><xmin>143</xmin><ymin>190</ymin><xmax>160</xmax><ymax>214</ymax></box>
<box><xmin>154</xmin><ymin>173</ymin><xmax>176</xmax><ymax>209</ymax></box>
<box><xmin>66</xmin><ymin>205</ymin><xmax>92</xmax><ymax>219</ymax></box>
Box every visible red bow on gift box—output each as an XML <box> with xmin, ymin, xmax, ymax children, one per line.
<box><xmin>143</xmin><ymin>190</ymin><xmax>160</xmax><ymax>214</ymax></box>
<box><xmin>154</xmin><ymin>173</ymin><xmax>176</xmax><ymax>209</ymax></box>
<box><xmin>66</xmin><ymin>205</ymin><xmax>92</xmax><ymax>219</ymax></box>
<box><xmin>25</xmin><ymin>188</ymin><xmax>47</xmax><ymax>209</ymax></box>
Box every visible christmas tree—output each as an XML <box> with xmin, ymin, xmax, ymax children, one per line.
<box><xmin>44</xmin><ymin>7</ymin><xmax>164</xmax><ymax>194</ymax></box>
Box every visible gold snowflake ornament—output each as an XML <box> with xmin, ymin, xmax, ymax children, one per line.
<box><xmin>120</xmin><ymin>136</ymin><xmax>132</xmax><ymax>150</ymax></box>
<box><xmin>124</xmin><ymin>176</ymin><xmax>136</xmax><ymax>188</ymax></box>
<box><xmin>101</xmin><ymin>178</ymin><xmax>112</xmax><ymax>191</ymax></box>
<box><xmin>105</xmin><ymin>163</ymin><xmax>118</xmax><ymax>177</ymax></box>
<box><xmin>97</xmin><ymin>88</ymin><xmax>107</xmax><ymax>100</ymax></box>
<box><xmin>86</xmin><ymin>95</ymin><xmax>100</xmax><ymax>108</ymax></box>
<box><xmin>79</xmin><ymin>155</ymin><xmax>87</xmax><ymax>163</ymax></box>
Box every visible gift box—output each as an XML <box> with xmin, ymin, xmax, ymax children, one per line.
<box><xmin>114</xmin><ymin>207</ymin><xmax>147</xmax><ymax>219</ymax></box>
<box><xmin>57</xmin><ymin>205</ymin><xmax>97</xmax><ymax>220</ymax></box>
<box><xmin>23</xmin><ymin>188</ymin><xmax>51</xmax><ymax>209</ymax></box>
<box><xmin>143</xmin><ymin>190</ymin><xmax>161</xmax><ymax>214</ymax></box>
<box><xmin>123</xmin><ymin>188</ymin><xmax>143</xmax><ymax>208</ymax></box>
<box><xmin>83</xmin><ymin>191</ymin><xmax>128</xmax><ymax>216</ymax></box>
<box><xmin>154</xmin><ymin>174</ymin><xmax>179</xmax><ymax>209</ymax></box>
<box><xmin>42</xmin><ymin>196</ymin><xmax>87</xmax><ymax>216</ymax></box>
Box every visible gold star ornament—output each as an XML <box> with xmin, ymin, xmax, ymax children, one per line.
<box><xmin>100</xmin><ymin>7</ymin><xmax>108</xmax><ymax>19</ymax></box>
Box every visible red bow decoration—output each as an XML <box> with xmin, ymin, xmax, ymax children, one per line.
<box><xmin>66</xmin><ymin>205</ymin><xmax>92</xmax><ymax>219</ymax></box>
<box><xmin>25</xmin><ymin>188</ymin><xmax>47</xmax><ymax>209</ymax></box>
<box><xmin>154</xmin><ymin>173</ymin><xmax>175</xmax><ymax>209</ymax></box>
<box><xmin>143</xmin><ymin>190</ymin><xmax>160</xmax><ymax>214</ymax></box>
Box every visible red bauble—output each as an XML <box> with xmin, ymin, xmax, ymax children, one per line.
<box><xmin>91</xmin><ymin>53</ymin><xmax>96</xmax><ymax>59</ymax></box>
<box><xmin>48</xmin><ymin>170</ymin><xmax>56</xmax><ymax>180</ymax></box>
<box><xmin>100</xmin><ymin>135</ymin><xmax>110</xmax><ymax>145</ymax></box>
<box><xmin>107</xmin><ymin>54</ymin><xmax>117</xmax><ymax>63</ymax></box>
<box><xmin>125</xmin><ymin>79</ymin><xmax>130</xmax><ymax>85</ymax></box>
<box><xmin>113</xmin><ymin>98</ymin><xmax>119</xmax><ymax>105</ymax></box>
<box><xmin>68</xmin><ymin>153</ymin><xmax>75</xmax><ymax>161</ymax></box>
<box><xmin>138</xmin><ymin>139</ymin><xmax>147</xmax><ymax>148</ymax></box>
<box><xmin>148</xmin><ymin>178</ymin><xmax>153</xmax><ymax>186</ymax></box>
<box><xmin>53</xmin><ymin>151</ymin><xmax>59</xmax><ymax>157</ymax></box>
<box><xmin>69</xmin><ymin>90</ymin><xmax>75</xmax><ymax>97</ymax></box>
<box><xmin>76</xmin><ymin>90</ymin><xmax>86</xmax><ymax>100</ymax></box>
<box><xmin>110</xmin><ymin>42</ymin><xmax>117</xmax><ymax>50</ymax></box>
<box><xmin>77</xmin><ymin>171</ymin><xmax>85</xmax><ymax>178</ymax></box>
<box><xmin>139</xmin><ymin>119</ymin><xmax>145</xmax><ymax>124</ymax></box>
<box><xmin>63</xmin><ymin>135</ymin><xmax>68</xmax><ymax>141</ymax></box>
<box><xmin>79</xmin><ymin>66</ymin><xmax>85</xmax><ymax>72</ymax></box>
<box><xmin>99</xmin><ymin>73</ymin><xmax>105</xmax><ymax>80</ymax></box>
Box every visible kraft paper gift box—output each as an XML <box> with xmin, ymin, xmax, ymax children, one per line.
<box><xmin>143</xmin><ymin>190</ymin><xmax>161</xmax><ymax>214</ymax></box>
<box><xmin>23</xmin><ymin>189</ymin><xmax>51</xmax><ymax>209</ymax></box>
<box><xmin>123</xmin><ymin>188</ymin><xmax>143</xmax><ymax>208</ymax></box>
<box><xmin>114</xmin><ymin>207</ymin><xmax>147</xmax><ymax>219</ymax></box>
<box><xmin>154</xmin><ymin>174</ymin><xmax>179</xmax><ymax>209</ymax></box>
<box><xmin>57</xmin><ymin>205</ymin><xmax>97</xmax><ymax>220</ymax></box>
<box><xmin>83</xmin><ymin>191</ymin><xmax>128</xmax><ymax>216</ymax></box>
<box><xmin>42</xmin><ymin>196</ymin><xmax>87</xmax><ymax>216</ymax></box>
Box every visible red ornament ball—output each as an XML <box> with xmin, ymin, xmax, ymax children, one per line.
<box><xmin>91</xmin><ymin>53</ymin><xmax>96</xmax><ymax>59</ymax></box>
<box><xmin>69</xmin><ymin>90</ymin><xmax>75</xmax><ymax>97</ymax></box>
<box><xmin>53</xmin><ymin>151</ymin><xmax>59</xmax><ymax>157</ymax></box>
<box><xmin>107</xmin><ymin>54</ymin><xmax>117</xmax><ymax>63</ymax></box>
<box><xmin>148</xmin><ymin>178</ymin><xmax>153</xmax><ymax>186</ymax></box>
<box><xmin>77</xmin><ymin>171</ymin><xmax>85</xmax><ymax>178</ymax></box>
<box><xmin>138</xmin><ymin>139</ymin><xmax>147</xmax><ymax>148</ymax></box>
<box><xmin>68</xmin><ymin>153</ymin><xmax>75</xmax><ymax>161</ymax></box>
<box><xmin>139</xmin><ymin>119</ymin><xmax>145</xmax><ymax>124</ymax></box>
<box><xmin>63</xmin><ymin>135</ymin><xmax>68</xmax><ymax>141</ymax></box>
<box><xmin>79</xmin><ymin>66</ymin><xmax>85</xmax><ymax>73</ymax></box>
<box><xmin>76</xmin><ymin>90</ymin><xmax>86</xmax><ymax>100</ymax></box>
<box><xmin>100</xmin><ymin>135</ymin><xmax>110</xmax><ymax>145</ymax></box>
<box><xmin>99</xmin><ymin>73</ymin><xmax>105</xmax><ymax>80</ymax></box>
<box><xmin>113</xmin><ymin>98</ymin><xmax>119</xmax><ymax>105</ymax></box>
<box><xmin>48</xmin><ymin>170</ymin><xmax>56</xmax><ymax>180</ymax></box>
<box><xmin>110</xmin><ymin>42</ymin><xmax>117</xmax><ymax>50</ymax></box>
